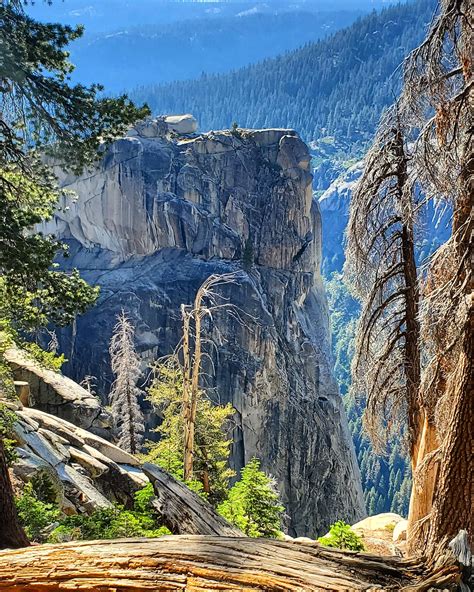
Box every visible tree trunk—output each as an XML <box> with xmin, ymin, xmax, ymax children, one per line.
<box><xmin>424</xmin><ymin>154</ymin><xmax>474</xmax><ymax>555</ymax></box>
<box><xmin>0</xmin><ymin>439</ymin><xmax>29</xmax><ymax>550</ymax></box>
<box><xmin>181</xmin><ymin>304</ymin><xmax>193</xmax><ymax>481</ymax></box>
<box><xmin>143</xmin><ymin>463</ymin><xmax>242</xmax><ymax>536</ymax></box>
<box><xmin>0</xmin><ymin>535</ymin><xmax>462</xmax><ymax>591</ymax></box>
<box><xmin>426</xmin><ymin>322</ymin><xmax>473</xmax><ymax>557</ymax></box>
<box><xmin>407</xmin><ymin>411</ymin><xmax>439</xmax><ymax>553</ymax></box>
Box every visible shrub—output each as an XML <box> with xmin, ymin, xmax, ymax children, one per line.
<box><xmin>317</xmin><ymin>520</ymin><xmax>365</xmax><ymax>551</ymax></box>
<box><xmin>0</xmin><ymin>403</ymin><xmax>18</xmax><ymax>466</ymax></box>
<box><xmin>22</xmin><ymin>342</ymin><xmax>65</xmax><ymax>372</ymax></box>
<box><xmin>48</xmin><ymin>483</ymin><xmax>171</xmax><ymax>542</ymax></box>
<box><xmin>217</xmin><ymin>457</ymin><xmax>284</xmax><ymax>538</ymax></box>
<box><xmin>15</xmin><ymin>482</ymin><xmax>60</xmax><ymax>542</ymax></box>
<box><xmin>145</xmin><ymin>363</ymin><xmax>234</xmax><ymax>504</ymax></box>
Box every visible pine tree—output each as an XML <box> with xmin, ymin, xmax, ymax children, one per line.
<box><xmin>145</xmin><ymin>361</ymin><xmax>234</xmax><ymax>505</ymax></box>
<box><xmin>0</xmin><ymin>1</ymin><xmax>147</xmax><ymax>549</ymax></box>
<box><xmin>109</xmin><ymin>311</ymin><xmax>145</xmax><ymax>455</ymax></box>
<box><xmin>242</xmin><ymin>236</ymin><xmax>255</xmax><ymax>271</ymax></box>
<box><xmin>218</xmin><ymin>458</ymin><xmax>284</xmax><ymax>538</ymax></box>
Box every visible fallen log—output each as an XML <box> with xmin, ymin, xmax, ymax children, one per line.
<box><xmin>0</xmin><ymin>535</ymin><xmax>462</xmax><ymax>591</ymax></box>
<box><xmin>143</xmin><ymin>462</ymin><xmax>243</xmax><ymax>536</ymax></box>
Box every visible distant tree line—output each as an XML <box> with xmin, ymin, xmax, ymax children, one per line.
<box><xmin>131</xmin><ymin>0</ymin><xmax>436</xmax><ymax>153</ymax></box>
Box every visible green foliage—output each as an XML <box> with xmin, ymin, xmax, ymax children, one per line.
<box><xmin>318</xmin><ymin>520</ymin><xmax>365</xmax><ymax>551</ymax></box>
<box><xmin>0</xmin><ymin>403</ymin><xmax>17</xmax><ymax>466</ymax></box>
<box><xmin>0</xmin><ymin>327</ymin><xmax>15</xmax><ymax>398</ymax></box>
<box><xmin>145</xmin><ymin>362</ymin><xmax>235</xmax><ymax>505</ymax></box>
<box><xmin>242</xmin><ymin>236</ymin><xmax>255</xmax><ymax>271</ymax></box>
<box><xmin>0</xmin><ymin>155</ymin><xmax>100</xmax><ymax>333</ymax></box>
<box><xmin>48</xmin><ymin>506</ymin><xmax>170</xmax><ymax>542</ymax></box>
<box><xmin>0</xmin><ymin>2</ymin><xmax>148</xmax><ymax>334</ymax></box>
<box><xmin>15</xmin><ymin>482</ymin><xmax>61</xmax><ymax>542</ymax></box>
<box><xmin>15</xmin><ymin>480</ymin><xmax>170</xmax><ymax>544</ymax></box>
<box><xmin>49</xmin><ymin>482</ymin><xmax>171</xmax><ymax>542</ymax></box>
<box><xmin>133</xmin><ymin>482</ymin><xmax>155</xmax><ymax>514</ymax></box>
<box><xmin>21</xmin><ymin>342</ymin><xmax>65</xmax><ymax>372</ymax></box>
<box><xmin>230</xmin><ymin>121</ymin><xmax>243</xmax><ymax>138</ymax></box>
<box><xmin>217</xmin><ymin>458</ymin><xmax>284</xmax><ymax>538</ymax></box>
<box><xmin>29</xmin><ymin>472</ymin><xmax>59</xmax><ymax>504</ymax></box>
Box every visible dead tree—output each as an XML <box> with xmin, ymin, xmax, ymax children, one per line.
<box><xmin>399</xmin><ymin>0</ymin><xmax>473</xmax><ymax>558</ymax></box>
<box><xmin>347</xmin><ymin>0</ymin><xmax>473</xmax><ymax>561</ymax></box>
<box><xmin>180</xmin><ymin>273</ymin><xmax>241</xmax><ymax>482</ymax></box>
<box><xmin>109</xmin><ymin>311</ymin><xmax>145</xmax><ymax>455</ymax></box>
<box><xmin>0</xmin><ymin>535</ymin><xmax>466</xmax><ymax>591</ymax></box>
<box><xmin>345</xmin><ymin>115</ymin><xmax>421</xmax><ymax>456</ymax></box>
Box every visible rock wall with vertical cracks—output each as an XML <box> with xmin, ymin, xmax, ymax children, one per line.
<box><xmin>42</xmin><ymin>123</ymin><xmax>365</xmax><ymax>536</ymax></box>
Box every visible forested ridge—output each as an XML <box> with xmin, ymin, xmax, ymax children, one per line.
<box><xmin>63</xmin><ymin>10</ymin><xmax>365</xmax><ymax>91</ymax></box>
<box><xmin>131</xmin><ymin>0</ymin><xmax>436</xmax><ymax>151</ymax></box>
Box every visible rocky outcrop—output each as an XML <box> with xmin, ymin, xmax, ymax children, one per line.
<box><xmin>7</xmin><ymin>398</ymin><xmax>239</xmax><ymax>534</ymax></box>
<box><xmin>5</xmin><ymin>399</ymin><xmax>142</xmax><ymax>513</ymax></box>
<box><xmin>5</xmin><ymin>347</ymin><xmax>112</xmax><ymax>438</ymax></box>
<box><xmin>42</xmin><ymin>124</ymin><xmax>365</xmax><ymax>536</ymax></box>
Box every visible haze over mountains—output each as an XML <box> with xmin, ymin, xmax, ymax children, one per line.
<box><xmin>131</xmin><ymin>0</ymin><xmax>435</xmax><ymax>150</ymax></box>
<box><xmin>27</xmin><ymin>0</ymin><xmax>401</xmax><ymax>91</ymax></box>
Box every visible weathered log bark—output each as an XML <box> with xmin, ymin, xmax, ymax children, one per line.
<box><xmin>0</xmin><ymin>536</ymin><xmax>463</xmax><ymax>591</ymax></box>
<box><xmin>143</xmin><ymin>463</ymin><xmax>243</xmax><ymax>536</ymax></box>
<box><xmin>0</xmin><ymin>439</ymin><xmax>29</xmax><ymax>550</ymax></box>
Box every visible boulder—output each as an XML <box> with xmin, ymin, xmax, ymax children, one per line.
<box><xmin>5</xmin><ymin>347</ymin><xmax>112</xmax><ymax>437</ymax></box>
<box><xmin>11</xmin><ymin>407</ymin><xmax>145</xmax><ymax>514</ymax></box>
<box><xmin>57</xmin><ymin>463</ymin><xmax>112</xmax><ymax>511</ymax></box>
<box><xmin>164</xmin><ymin>114</ymin><xmax>198</xmax><ymax>134</ymax></box>
<box><xmin>352</xmin><ymin>513</ymin><xmax>404</xmax><ymax>533</ymax></box>
<box><xmin>350</xmin><ymin>513</ymin><xmax>406</xmax><ymax>556</ymax></box>
<box><xmin>393</xmin><ymin>519</ymin><xmax>408</xmax><ymax>543</ymax></box>
<box><xmin>13</xmin><ymin>447</ymin><xmax>64</xmax><ymax>504</ymax></box>
<box><xmin>68</xmin><ymin>447</ymin><xmax>109</xmax><ymax>478</ymax></box>
<box><xmin>13</xmin><ymin>422</ymin><xmax>69</xmax><ymax>467</ymax></box>
<box><xmin>129</xmin><ymin>117</ymin><xmax>168</xmax><ymax>138</ymax></box>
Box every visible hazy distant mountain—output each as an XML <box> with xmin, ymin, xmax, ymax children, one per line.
<box><xmin>27</xmin><ymin>1</ymin><xmax>399</xmax><ymax>32</ymax></box>
<box><xmin>131</xmin><ymin>0</ymin><xmax>435</xmax><ymax>151</ymax></box>
<box><xmin>63</xmin><ymin>11</ymin><xmax>370</xmax><ymax>91</ymax></box>
<box><xmin>26</xmin><ymin>1</ymin><xmax>393</xmax><ymax>92</ymax></box>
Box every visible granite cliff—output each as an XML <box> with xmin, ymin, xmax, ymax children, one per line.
<box><xmin>43</xmin><ymin>119</ymin><xmax>365</xmax><ymax>536</ymax></box>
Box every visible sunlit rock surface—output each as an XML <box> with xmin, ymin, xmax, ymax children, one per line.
<box><xmin>41</xmin><ymin>125</ymin><xmax>365</xmax><ymax>536</ymax></box>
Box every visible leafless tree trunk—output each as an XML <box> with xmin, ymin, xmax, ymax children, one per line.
<box><xmin>180</xmin><ymin>273</ymin><xmax>240</xmax><ymax>482</ymax></box>
<box><xmin>0</xmin><ymin>439</ymin><xmax>29</xmax><ymax>550</ymax></box>
<box><xmin>181</xmin><ymin>303</ymin><xmax>194</xmax><ymax>480</ymax></box>
<box><xmin>0</xmin><ymin>535</ymin><xmax>461</xmax><ymax>591</ymax></box>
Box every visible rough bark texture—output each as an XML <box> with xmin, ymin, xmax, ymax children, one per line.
<box><xmin>143</xmin><ymin>463</ymin><xmax>243</xmax><ymax>536</ymax></box>
<box><xmin>0</xmin><ymin>536</ymin><xmax>464</xmax><ymax>591</ymax></box>
<box><xmin>0</xmin><ymin>439</ymin><xmax>29</xmax><ymax>550</ymax></box>
<box><xmin>40</xmin><ymin>122</ymin><xmax>364</xmax><ymax>536</ymax></box>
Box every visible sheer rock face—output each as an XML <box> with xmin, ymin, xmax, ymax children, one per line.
<box><xmin>43</xmin><ymin>127</ymin><xmax>365</xmax><ymax>536</ymax></box>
